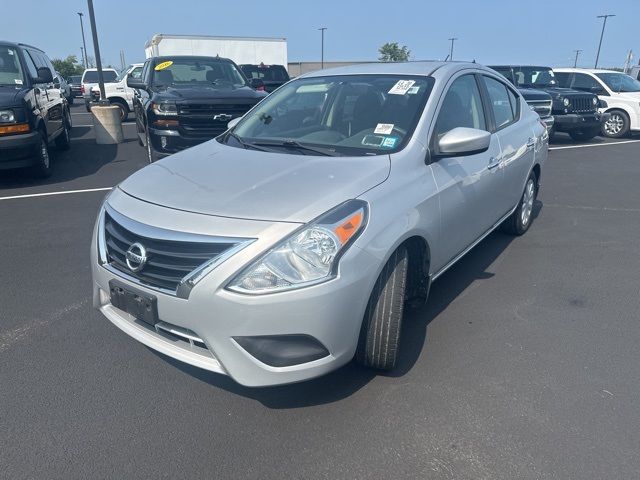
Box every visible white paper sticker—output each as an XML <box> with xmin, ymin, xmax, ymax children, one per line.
<box><xmin>7</xmin><ymin>49</ymin><xmax>14</xmax><ymax>55</ymax></box>
<box><xmin>388</xmin><ymin>80</ymin><xmax>416</xmax><ymax>95</ymax></box>
<box><xmin>14</xmin><ymin>79</ymin><xmax>23</xmax><ymax>85</ymax></box>
<box><xmin>374</xmin><ymin>123</ymin><xmax>394</xmax><ymax>135</ymax></box>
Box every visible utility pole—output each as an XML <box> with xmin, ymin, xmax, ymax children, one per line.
<box><xmin>87</xmin><ymin>0</ymin><xmax>107</xmax><ymax>104</ymax></box>
<box><xmin>595</xmin><ymin>14</ymin><xmax>615</xmax><ymax>68</ymax></box>
<box><xmin>573</xmin><ymin>49</ymin><xmax>582</xmax><ymax>67</ymax></box>
<box><xmin>318</xmin><ymin>27</ymin><xmax>327</xmax><ymax>69</ymax></box>
<box><xmin>448</xmin><ymin>37</ymin><xmax>458</xmax><ymax>61</ymax></box>
<box><xmin>80</xmin><ymin>46</ymin><xmax>85</xmax><ymax>67</ymax></box>
<box><xmin>77</xmin><ymin>12</ymin><xmax>88</xmax><ymax>69</ymax></box>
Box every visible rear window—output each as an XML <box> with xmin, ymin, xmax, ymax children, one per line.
<box><xmin>82</xmin><ymin>70</ymin><xmax>117</xmax><ymax>83</ymax></box>
<box><xmin>241</xmin><ymin>65</ymin><xmax>289</xmax><ymax>82</ymax></box>
<box><xmin>69</xmin><ymin>75</ymin><xmax>82</xmax><ymax>83</ymax></box>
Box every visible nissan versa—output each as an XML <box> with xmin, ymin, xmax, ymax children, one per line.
<box><xmin>91</xmin><ymin>62</ymin><xmax>548</xmax><ymax>387</ymax></box>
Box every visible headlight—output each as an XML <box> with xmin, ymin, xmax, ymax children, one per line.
<box><xmin>151</xmin><ymin>102</ymin><xmax>177</xmax><ymax>116</ymax></box>
<box><xmin>592</xmin><ymin>97</ymin><xmax>598</xmax><ymax>106</ymax></box>
<box><xmin>0</xmin><ymin>109</ymin><xmax>15</xmax><ymax>123</ymax></box>
<box><xmin>228</xmin><ymin>200</ymin><xmax>368</xmax><ymax>294</ymax></box>
<box><xmin>563</xmin><ymin>98</ymin><xmax>570</xmax><ymax>107</ymax></box>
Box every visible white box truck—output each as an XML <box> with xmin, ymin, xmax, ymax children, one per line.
<box><xmin>144</xmin><ymin>34</ymin><xmax>287</xmax><ymax>67</ymax></box>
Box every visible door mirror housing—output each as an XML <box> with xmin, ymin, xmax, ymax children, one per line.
<box><xmin>227</xmin><ymin>117</ymin><xmax>242</xmax><ymax>129</ymax></box>
<box><xmin>127</xmin><ymin>76</ymin><xmax>147</xmax><ymax>90</ymax></box>
<box><xmin>437</xmin><ymin>127</ymin><xmax>491</xmax><ymax>157</ymax></box>
<box><xmin>34</xmin><ymin>67</ymin><xmax>53</xmax><ymax>84</ymax></box>
<box><xmin>250</xmin><ymin>78</ymin><xmax>265</xmax><ymax>91</ymax></box>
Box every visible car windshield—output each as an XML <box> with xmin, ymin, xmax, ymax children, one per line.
<box><xmin>595</xmin><ymin>72</ymin><xmax>640</xmax><ymax>93</ymax></box>
<box><xmin>151</xmin><ymin>58</ymin><xmax>247</xmax><ymax>88</ymax></box>
<box><xmin>0</xmin><ymin>46</ymin><xmax>26</xmax><ymax>87</ymax></box>
<box><xmin>512</xmin><ymin>67</ymin><xmax>558</xmax><ymax>88</ymax></box>
<box><xmin>227</xmin><ymin>74</ymin><xmax>434</xmax><ymax>156</ymax></box>
<box><xmin>69</xmin><ymin>75</ymin><xmax>81</xmax><ymax>83</ymax></box>
<box><xmin>83</xmin><ymin>70</ymin><xmax>118</xmax><ymax>83</ymax></box>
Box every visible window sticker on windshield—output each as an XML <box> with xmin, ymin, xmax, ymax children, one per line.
<box><xmin>374</xmin><ymin>123</ymin><xmax>394</xmax><ymax>135</ymax></box>
<box><xmin>7</xmin><ymin>49</ymin><xmax>14</xmax><ymax>55</ymax></box>
<box><xmin>388</xmin><ymin>79</ymin><xmax>416</xmax><ymax>95</ymax></box>
<box><xmin>155</xmin><ymin>61</ymin><xmax>174</xmax><ymax>71</ymax></box>
<box><xmin>362</xmin><ymin>135</ymin><xmax>385</xmax><ymax>147</ymax></box>
<box><xmin>407</xmin><ymin>86</ymin><xmax>420</xmax><ymax>95</ymax></box>
<box><xmin>14</xmin><ymin>79</ymin><xmax>23</xmax><ymax>85</ymax></box>
<box><xmin>382</xmin><ymin>137</ymin><xmax>398</xmax><ymax>148</ymax></box>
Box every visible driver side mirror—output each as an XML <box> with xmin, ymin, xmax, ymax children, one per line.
<box><xmin>227</xmin><ymin>117</ymin><xmax>242</xmax><ymax>129</ymax></box>
<box><xmin>53</xmin><ymin>78</ymin><xmax>60</xmax><ymax>88</ymax></box>
<box><xmin>437</xmin><ymin>127</ymin><xmax>491</xmax><ymax>157</ymax></box>
<box><xmin>250</xmin><ymin>78</ymin><xmax>265</xmax><ymax>91</ymax></box>
<box><xmin>34</xmin><ymin>67</ymin><xmax>53</xmax><ymax>84</ymax></box>
<box><xmin>127</xmin><ymin>76</ymin><xmax>147</xmax><ymax>90</ymax></box>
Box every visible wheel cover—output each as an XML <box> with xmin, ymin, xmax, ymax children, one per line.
<box><xmin>604</xmin><ymin>114</ymin><xmax>624</xmax><ymax>135</ymax></box>
<box><xmin>521</xmin><ymin>179</ymin><xmax>535</xmax><ymax>226</ymax></box>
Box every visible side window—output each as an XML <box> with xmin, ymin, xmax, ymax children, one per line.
<box><xmin>129</xmin><ymin>66</ymin><xmax>143</xmax><ymax>79</ymax></box>
<box><xmin>484</xmin><ymin>76</ymin><xmax>516</xmax><ymax>129</ymax></box>
<box><xmin>22</xmin><ymin>49</ymin><xmax>38</xmax><ymax>79</ymax></box>
<box><xmin>141</xmin><ymin>61</ymin><xmax>151</xmax><ymax>83</ymax></box>
<box><xmin>571</xmin><ymin>73</ymin><xmax>600</xmax><ymax>92</ymax></box>
<box><xmin>434</xmin><ymin>74</ymin><xmax>486</xmax><ymax>139</ymax></box>
<box><xmin>555</xmin><ymin>72</ymin><xmax>572</xmax><ymax>88</ymax></box>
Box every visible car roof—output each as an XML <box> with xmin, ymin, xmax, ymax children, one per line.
<box><xmin>554</xmin><ymin>67</ymin><xmax>623</xmax><ymax>74</ymax></box>
<box><xmin>152</xmin><ymin>55</ymin><xmax>234</xmax><ymax>63</ymax></box>
<box><xmin>300</xmin><ymin>61</ymin><xmax>492</xmax><ymax>79</ymax></box>
<box><xmin>83</xmin><ymin>68</ymin><xmax>118</xmax><ymax>72</ymax></box>
<box><xmin>0</xmin><ymin>41</ymin><xmax>45</xmax><ymax>53</ymax></box>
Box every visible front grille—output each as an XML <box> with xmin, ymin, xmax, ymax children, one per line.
<box><xmin>567</xmin><ymin>95</ymin><xmax>596</xmax><ymax>113</ymax></box>
<box><xmin>178</xmin><ymin>102</ymin><xmax>256</xmax><ymax>137</ymax></box>
<box><xmin>528</xmin><ymin>99</ymin><xmax>552</xmax><ymax>117</ymax></box>
<box><xmin>104</xmin><ymin>213</ymin><xmax>238</xmax><ymax>292</ymax></box>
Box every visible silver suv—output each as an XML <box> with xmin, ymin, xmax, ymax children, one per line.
<box><xmin>91</xmin><ymin>62</ymin><xmax>547</xmax><ymax>386</ymax></box>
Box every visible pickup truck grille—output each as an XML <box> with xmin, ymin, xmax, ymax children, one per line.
<box><xmin>104</xmin><ymin>212</ymin><xmax>239</xmax><ymax>292</ymax></box>
<box><xmin>567</xmin><ymin>95</ymin><xmax>596</xmax><ymax>114</ymax></box>
<box><xmin>527</xmin><ymin>99</ymin><xmax>552</xmax><ymax>118</ymax></box>
<box><xmin>178</xmin><ymin>103</ymin><xmax>256</xmax><ymax>137</ymax></box>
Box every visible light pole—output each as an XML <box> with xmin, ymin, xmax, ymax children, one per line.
<box><xmin>318</xmin><ymin>27</ymin><xmax>327</xmax><ymax>69</ymax></box>
<box><xmin>77</xmin><ymin>12</ymin><xmax>88</xmax><ymax>69</ymax></box>
<box><xmin>595</xmin><ymin>14</ymin><xmax>615</xmax><ymax>68</ymax></box>
<box><xmin>573</xmin><ymin>49</ymin><xmax>582</xmax><ymax>68</ymax></box>
<box><xmin>87</xmin><ymin>0</ymin><xmax>107</xmax><ymax>104</ymax></box>
<box><xmin>448</xmin><ymin>37</ymin><xmax>458</xmax><ymax>61</ymax></box>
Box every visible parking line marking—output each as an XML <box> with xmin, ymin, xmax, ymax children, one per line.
<box><xmin>0</xmin><ymin>187</ymin><xmax>112</xmax><ymax>201</ymax></box>
<box><xmin>550</xmin><ymin>139</ymin><xmax>640</xmax><ymax>151</ymax></box>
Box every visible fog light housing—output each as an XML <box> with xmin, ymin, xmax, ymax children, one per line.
<box><xmin>161</xmin><ymin>136</ymin><xmax>167</xmax><ymax>149</ymax></box>
<box><xmin>233</xmin><ymin>335</ymin><xmax>330</xmax><ymax>367</ymax></box>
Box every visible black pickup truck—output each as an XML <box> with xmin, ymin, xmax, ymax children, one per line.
<box><xmin>490</xmin><ymin>65</ymin><xmax>608</xmax><ymax>141</ymax></box>
<box><xmin>127</xmin><ymin>55</ymin><xmax>267</xmax><ymax>162</ymax></box>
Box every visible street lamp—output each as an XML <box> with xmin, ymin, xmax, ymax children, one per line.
<box><xmin>573</xmin><ymin>49</ymin><xmax>582</xmax><ymax>68</ymax></box>
<box><xmin>448</xmin><ymin>37</ymin><xmax>458</xmax><ymax>61</ymax></box>
<box><xmin>77</xmin><ymin>12</ymin><xmax>88</xmax><ymax>69</ymax></box>
<box><xmin>318</xmin><ymin>27</ymin><xmax>327</xmax><ymax>69</ymax></box>
<box><xmin>87</xmin><ymin>0</ymin><xmax>107</xmax><ymax>104</ymax></box>
<box><xmin>595</xmin><ymin>14</ymin><xmax>615</xmax><ymax>69</ymax></box>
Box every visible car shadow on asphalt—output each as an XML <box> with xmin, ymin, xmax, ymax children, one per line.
<box><xmin>153</xmin><ymin>202</ymin><xmax>543</xmax><ymax>408</ymax></box>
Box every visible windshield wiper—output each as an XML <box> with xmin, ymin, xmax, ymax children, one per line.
<box><xmin>225</xmin><ymin>132</ymin><xmax>274</xmax><ymax>152</ymax></box>
<box><xmin>249</xmin><ymin>139</ymin><xmax>341</xmax><ymax>156</ymax></box>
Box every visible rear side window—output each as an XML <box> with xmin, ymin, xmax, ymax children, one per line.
<box><xmin>571</xmin><ymin>73</ymin><xmax>600</xmax><ymax>92</ymax></box>
<box><xmin>483</xmin><ymin>76</ymin><xmax>518</xmax><ymax>129</ymax></box>
<box><xmin>82</xmin><ymin>70</ymin><xmax>118</xmax><ymax>83</ymax></box>
<box><xmin>434</xmin><ymin>74</ymin><xmax>487</xmax><ymax>138</ymax></box>
<box><xmin>241</xmin><ymin>65</ymin><xmax>289</xmax><ymax>81</ymax></box>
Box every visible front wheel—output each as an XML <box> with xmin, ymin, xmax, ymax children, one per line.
<box><xmin>145</xmin><ymin>128</ymin><xmax>158</xmax><ymax>163</ymax></box>
<box><xmin>502</xmin><ymin>171</ymin><xmax>537</xmax><ymax>236</ymax></box>
<box><xmin>569</xmin><ymin>128</ymin><xmax>599</xmax><ymax>141</ymax></box>
<box><xmin>602</xmin><ymin>110</ymin><xmax>630</xmax><ymax>138</ymax></box>
<box><xmin>356</xmin><ymin>246</ymin><xmax>408</xmax><ymax>370</ymax></box>
<box><xmin>32</xmin><ymin>131</ymin><xmax>51</xmax><ymax>178</ymax></box>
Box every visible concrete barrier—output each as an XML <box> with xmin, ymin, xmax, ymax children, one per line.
<box><xmin>92</xmin><ymin>105</ymin><xmax>124</xmax><ymax>144</ymax></box>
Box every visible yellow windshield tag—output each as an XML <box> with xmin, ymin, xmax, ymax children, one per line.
<box><xmin>155</xmin><ymin>61</ymin><xmax>173</xmax><ymax>71</ymax></box>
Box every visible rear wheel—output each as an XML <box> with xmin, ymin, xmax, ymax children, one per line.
<box><xmin>602</xmin><ymin>110</ymin><xmax>630</xmax><ymax>138</ymax></box>
<box><xmin>32</xmin><ymin>130</ymin><xmax>51</xmax><ymax>178</ymax></box>
<box><xmin>569</xmin><ymin>128</ymin><xmax>600</xmax><ymax>141</ymax></box>
<box><xmin>55</xmin><ymin>110</ymin><xmax>71</xmax><ymax>150</ymax></box>
<box><xmin>356</xmin><ymin>246</ymin><xmax>408</xmax><ymax>370</ymax></box>
<box><xmin>502</xmin><ymin>171</ymin><xmax>537</xmax><ymax>235</ymax></box>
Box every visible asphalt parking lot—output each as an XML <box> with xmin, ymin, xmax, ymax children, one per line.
<box><xmin>1</xmin><ymin>103</ymin><xmax>639</xmax><ymax>479</ymax></box>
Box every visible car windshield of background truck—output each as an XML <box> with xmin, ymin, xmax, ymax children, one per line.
<box><xmin>596</xmin><ymin>73</ymin><xmax>640</xmax><ymax>93</ymax></box>
<box><xmin>0</xmin><ymin>46</ymin><xmax>26</xmax><ymax>86</ymax></box>
<box><xmin>512</xmin><ymin>67</ymin><xmax>558</xmax><ymax>88</ymax></box>
<box><xmin>227</xmin><ymin>74</ymin><xmax>434</xmax><ymax>156</ymax></box>
<box><xmin>151</xmin><ymin>58</ymin><xmax>247</xmax><ymax>89</ymax></box>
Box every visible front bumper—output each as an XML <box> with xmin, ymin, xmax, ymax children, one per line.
<box><xmin>91</xmin><ymin>191</ymin><xmax>379</xmax><ymax>387</ymax></box>
<box><xmin>553</xmin><ymin>112</ymin><xmax>609</xmax><ymax>132</ymax></box>
<box><xmin>147</xmin><ymin>128</ymin><xmax>212</xmax><ymax>155</ymax></box>
<box><xmin>0</xmin><ymin>131</ymin><xmax>40</xmax><ymax>170</ymax></box>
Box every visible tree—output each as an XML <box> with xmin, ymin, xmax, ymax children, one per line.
<box><xmin>51</xmin><ymin>55</ymin><xmax>84</xmax><ymax>79</ymax></box>
<box><xmin>378</xmin><ymin>42</ymin><xmax>410</xmax><ymax>62</ymax></box>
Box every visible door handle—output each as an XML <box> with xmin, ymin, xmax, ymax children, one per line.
<box><xmin>487</xmin><ymin>157</ymin><xmax>500</xmax><ymax>170</ymax></box>
<box><xmin>526</xmin><ymin>137</ymin><xmax>535</xmax><ymax>148</ymax></box>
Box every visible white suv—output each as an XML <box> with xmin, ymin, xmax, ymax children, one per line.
<box><xmin>81</xmin><ymin>68</ymin><xmax>118</xmax><ymax>112</ymax></box>
<box><xmin>90</xmin><ymin>64</ymin><xmax>143</xmax><ymax>121</ymax></box>
<box><xmin>555</xmin><ymin>68</ymin><xmax>640</xmax><ymax>138</ymax></box>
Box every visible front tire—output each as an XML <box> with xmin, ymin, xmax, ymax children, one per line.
<box><xmin>602</xmin><ymin>110</ymin><xmax>630</xmax><ymax>138</ymax></box>
<box><xmin>356</xmin><ymin>246</ymin><xmax>408</xmax><ymax>370</ymax></box>
<box><xmin>112</xmin><ymin>100</ymin><xmax>128</xmax><ymax>122</ymax></box>
<box><xmin>145</xmin><ymin>128</ymin><xmax>158</xmax><ymax>163</ymax></box>
<box><xmin>32</xmin><ymin>130</ymin><xmax>52</xmax><ymax>178</ymax></box>
<box><xmin>502</xmin><ymin>171</ymin><xmax>537</xmax><ymax>236</ymax></box>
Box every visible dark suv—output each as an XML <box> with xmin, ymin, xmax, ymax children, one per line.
<box><xmin>0</xmin><ymin>42</ymin><xmax>71</xmax><ymax>177</ymax></box>
<box><xmin>127</xmin><ymin>55</ymin><xmax>267</xmax><ymax>162</ymax></box>
<box><xmin>489</xmin><ymin>65</ymin><xmax>607</xmax><ymax>141</ymax></box>
<box><xmin>240</xmin><ymin>63</ymin><xmax>290</xmax><ymax>93</ymax></box>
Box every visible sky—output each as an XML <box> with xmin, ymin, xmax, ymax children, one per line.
<box><xmin>1</xmin><ymin>0</ymin><xmax>638</xmax><ymax>70</ymax></box>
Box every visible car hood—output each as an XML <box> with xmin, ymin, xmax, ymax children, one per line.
<box><xmin>151</xmin><ymin>85</ymin><xmax>267</xmax><ymax>101</ymax></box>
<box><xmin>0</xmin><ymin>87</ymin><xmax>22</xmax><ymax>106</ymax></box>
<box><xmin>118</xmin><ymin>141</ymin><xmax>390</xmax><ymax>223</ymax></box>
<box><xmin>612</xmin><ymin>91</ymin><xmax>640</xmax><ymax>100</ymax></box>
<box><xmin>518</xmin><ymin>88</ymin><xmax>551</xmax><ymax>101</ymax></box>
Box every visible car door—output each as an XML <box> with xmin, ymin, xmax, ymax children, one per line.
<box><xmin>481</xmin><ymin>74</ymin><xmax>534</xmax><ymax>212</ymax></box>
<box><xmin>428</xmin><ymin>72</ymin><xmax>505</xmax><ymax>270</ymax></box>
<box><xmin>23</xmin><ymin>49</ymin><xmax>55</xmax><ymax>135</ymax></box>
